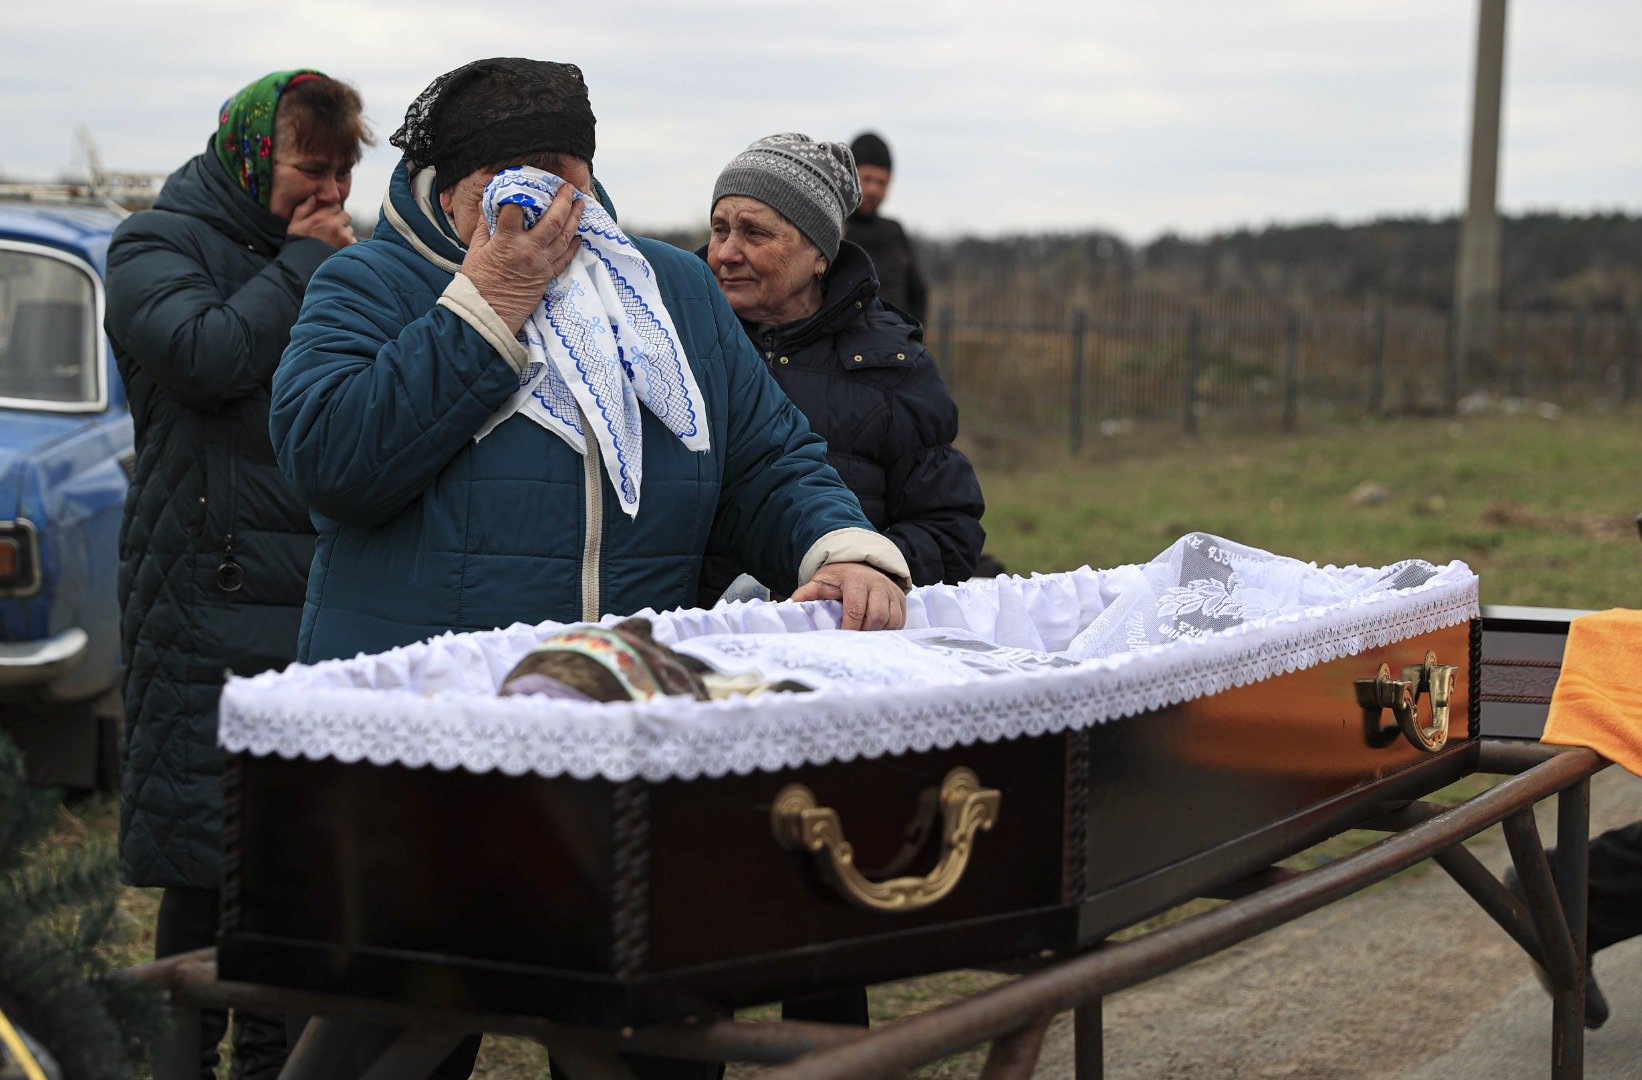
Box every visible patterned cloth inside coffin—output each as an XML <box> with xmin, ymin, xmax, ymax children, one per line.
<box><xmin>499</xmin><ymin>617</ymin><xmax>813</xmax><ymax>701</ymax></box>
<box><xmin>1059</xmin><ymin>532</ymin><xmax>1441</xmax><ymax>661</ymax></box>
<box><xmin>502</xmin><ymin>533</ymin><xmax>1447</xmax><ymax>697</ymax></box>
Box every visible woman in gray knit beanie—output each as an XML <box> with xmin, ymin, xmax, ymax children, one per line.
<box><xmin>701</xmin><ymin>130</ymin><xmax>988</xmax><ymax>670</ymax></box>
<box><xmin>707</xmin><ymin>132</ymin><xmax>861</xmax><ymax>325</ymax></box>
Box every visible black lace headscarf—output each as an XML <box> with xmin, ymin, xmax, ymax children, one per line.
<box><xmin>390</xmin><ymin>58</ymin><xmax>596</xmax><ymax>194</ymax></box>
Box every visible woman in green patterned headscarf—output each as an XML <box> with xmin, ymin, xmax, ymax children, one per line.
<box><xmin>211</xmin><ymin>68</ymin><xmax>370</xmax><ymax>235</ymax></box>
<box><xmin>214</xmin><ymin>68</ymin><xmax>317</xmax><ymax>206</ymax></box>
<box><xmin>103</xmin><ymin>70</ymin><xmax>370</xmax><ymax>1077</ymax></box>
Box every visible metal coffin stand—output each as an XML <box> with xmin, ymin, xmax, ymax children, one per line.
<box><xmin>123</xmin><ymin>611</ymin><xmax>1603</xmax><ymax>1077</ymax></box>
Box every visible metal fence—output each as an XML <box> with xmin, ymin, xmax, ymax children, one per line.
<box><xmin>924</xmin><ymin>288</ymin><xmax>1641</xmax><ymax>449</ymax></box>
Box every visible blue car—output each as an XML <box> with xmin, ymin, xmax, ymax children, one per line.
<box><xmin>0</xmin><ymin>199</ymin><xmax>132</xmax><ymax>789</ymax></box>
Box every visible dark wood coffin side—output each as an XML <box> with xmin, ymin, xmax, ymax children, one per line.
<box><xmin>219</xmin><ymin>754</ymin><xmax>627</xmax><ymax>975</ymax></box>
<box><xmin>643</xmin><ymin>734</ymin><xmax>1069</xmax><ymax>972</ymax></box>
<box><xmin>1479</xmin><ymin>605</ymin><xmax>1591</xmax><ymax>740</ymax></box>
<box><xmin>218</xmin><ymin>729</ymin><xmax>1075</xmax><ymax>1024</ymax></box>
<box><xmin>1075</xmin><ymin>618</ymin><xmax>1480</xmax><ymax>942</ymax></box>
<box><xmin>216</xmin><ymin>908</ymin><xmax>1078</xmax><ymax>1026</ymax></box>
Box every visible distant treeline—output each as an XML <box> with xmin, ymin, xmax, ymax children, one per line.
<box><xmin>915</xmin><ymin>212</ymin><xmax>1642</xmax><ymax>314</ymax></box>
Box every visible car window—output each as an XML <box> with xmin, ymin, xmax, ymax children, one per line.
<box><xmin>0</xmin><ymin>244</ymin><xmax>101</xmax><ymax>408</ymax></box>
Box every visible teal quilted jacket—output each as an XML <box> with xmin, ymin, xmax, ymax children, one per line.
<box><xmin>272</xmin><ymin>162</ymin><xmax>876</xmax><ymax>662</ymax></box>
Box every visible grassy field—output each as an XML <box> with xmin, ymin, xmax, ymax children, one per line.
<box><xmin>971</xmin><ymin>409</ymin><xmax>1639</xmax><ymax>610</ymax></box>
<box><xmin>48</xmin><ymin>408</ymin><xmax>1640</xmax><ymax>1076</ymax></box>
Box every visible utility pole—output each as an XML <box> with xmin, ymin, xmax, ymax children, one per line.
<box><xmin>1453</xmin><ymin>0</ymin><xmax>1509</xmax><ymax>391</ymax></box>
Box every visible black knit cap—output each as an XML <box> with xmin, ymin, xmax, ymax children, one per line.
<box><xmin>850</xmin><ymin>131</ymin><xmax>892</xmax><ymax>171</ymax></box>
<box><xmin>391</xmin><ymin>58</ymin><xmax>596</xmax><ymax>193</ymax></box>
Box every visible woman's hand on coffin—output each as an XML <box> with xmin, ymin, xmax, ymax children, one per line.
<box><xmin>791</xmin><ymin>562</ymin><xmax>907</xmax><ymax>631</ymax></box>
<box><xmin>462</xmin><ymin>183</ymin><xmax>584</xmax><ymax>334</ymax></box>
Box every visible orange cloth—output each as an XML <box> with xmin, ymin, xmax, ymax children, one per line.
<box><xmin>1542</xmin><ymin>608</ymin><xmax>1642</xmax><ymax>776</ymax></box>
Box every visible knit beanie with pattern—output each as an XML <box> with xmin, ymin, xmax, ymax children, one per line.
<box><xmin>712</xmin><ymin>133</ymin><xmax>861</xmax><ymax>262</ymax></box>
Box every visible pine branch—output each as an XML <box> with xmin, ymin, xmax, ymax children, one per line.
<box><xmin>0</xmin><ymin>731</ymin><xmax>164</xmax><ymax>1077</ymax></box>
<box><xmin>0</xmin><ymin>737</ymin><xmax>58</xmax><ymax>875</ymax></box>
<box><xmin>0</xmin><ymin>794</ymin><xmax>59</xmax><ymax>879</ymax></box>
<box><xmin>72</xmin><ymin>898</ymin><xmax>120</xmax><ymax>964</ymax></box>
<box><xmin>6</xmin><ymin>842</ymin><xmax>121</xmax><ymax>923</ymax></box>
<box><xmin>0</xmin><ymin>930</ymin><xmax>132</xmax><ymax>1080</ymax></box>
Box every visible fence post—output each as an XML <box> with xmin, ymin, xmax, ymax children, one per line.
<box><xmin>1571</xmin><ymin>312</ymin><xmax>1586</xmax><ymax>398</ymax></box>
<box><xmin>1068</xmin><ymin>309</ymin><xmax>1087</xmax><ymax>456</ymax></box>
<box><xmin>1282</xmin><ymin>309</ymin><xmax>1300</xmax><ymax>432</ymax></box>
<box><xmin>1511</xmin><ymin>310</ymin><xmax>1527</xmax><ymax>399</ymax></box>
<box><xmin>1443</xmin><ymin>312</ymin><xmax>1459</xmax><ymax>413</ymax></box>
<box><xmin>936</xmin><ymin>306</ymin><xmax>955</xmax><ymax>383</ymax></box>
<box><xmin>1183</xmin><ymin>308</ymin><xmax>1201</xmax><ymax>435</ymax></box>
<box><xmin>1624</xmin><ymin>313</ymin><xmax>1638</xmax><ymax>405</ymax></box>
<box><xmin>1369</xmin><ymin>304</ymin><xmax>1386</xmax><ymax>416</ymax></box>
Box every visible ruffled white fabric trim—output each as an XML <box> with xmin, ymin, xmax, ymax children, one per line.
<box><xmin>220</xmin><ymin>540</ymin><xmax>1479</xmax><ymax>783</ymax></box>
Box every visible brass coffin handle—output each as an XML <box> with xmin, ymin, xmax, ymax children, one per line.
<box><xmin>770</xmin><ymin>767</ymin><xmax>1001</xmax><ymax>914</ymax></box>
<box><xmin>1355</xmin><ymin>650</ymin><xmax>1458</xmax><ymax>753</ymax></box>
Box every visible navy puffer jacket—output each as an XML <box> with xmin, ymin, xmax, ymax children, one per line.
<box><xmin>272</xmin><ymin>162</ymin><xmax>884</xmax><ymax>663</ymax></box>
<box><xmin>104</xmin><ymin>149</ymin><xmax>333</xmax><ymax>888</ymax></box>
<box><xmin>700</xmin><ymin>241</ymin><xmax>983</xmax><ymax>602</ymax></box>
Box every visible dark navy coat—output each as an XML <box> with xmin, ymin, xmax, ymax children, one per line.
<box><xmin>701</xmin><ymin>241</ymin><xmax>983</xmax><ymax>601</ymax></box>
<box><xmin>104</xmin><ymin>150</ymin><xmax>333</xmax><ymax>888</ymax></box>
<box><xmin>845</xmin><ymin>210</ymin><xmax>928</xmax><ymax>325</ymax></box>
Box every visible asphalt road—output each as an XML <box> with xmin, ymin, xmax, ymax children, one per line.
<box><xmin>1030</xmin><ymin>764</ymin><xmax>1642</xmax><ymax>1079</ymax></box>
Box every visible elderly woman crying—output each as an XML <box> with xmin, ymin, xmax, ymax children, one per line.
<box><xmin>699</xmin><ymin>135</ymin><xmax>984</xmax><ymax>606</ymax></box>
<box><xmin>699</xmin><ymin>135</ymin><xmax>987</xmax><ymax>1030</ymax></box>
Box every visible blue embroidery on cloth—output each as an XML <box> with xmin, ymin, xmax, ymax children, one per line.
<box><xmin>476</xmin><ymin>167</ymin><xmax>710</xmax><ymax>517</ymax></box>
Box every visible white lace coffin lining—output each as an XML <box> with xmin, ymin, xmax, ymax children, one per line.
<box><xmin>219</xmin><ymin>534</ymin><xmax>1480</xmax><ymax>782</ymax></box>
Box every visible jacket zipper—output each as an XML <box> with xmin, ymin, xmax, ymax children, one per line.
<box><xmin>579</xmin><ymin>407</ymin><xmax>602</xmax><ymax>622</ymax></box>
<box><xmin>216</xmin><ymin>431</ymin><xmax>245</xmax><ymax>592</ymax></box>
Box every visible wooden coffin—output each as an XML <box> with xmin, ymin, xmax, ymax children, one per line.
<box><xmin>217</xmin><ymin>619</ymin><xmax>1479</xmax><ymax>1026</ymax></box>
<box><xmin>1477</xmin><ymin>605</ymin><xmax>1590</xmax><ymax>740</ymax></box>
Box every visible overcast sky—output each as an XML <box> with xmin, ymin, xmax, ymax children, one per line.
<box><xmin>4</xmin><ymin>1</ymin><xmax>1639</xmax><ymax>241</ymax></box>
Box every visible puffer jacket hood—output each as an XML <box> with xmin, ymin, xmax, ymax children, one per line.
<box><xmin>759</xmin><ymin>240</ymin><xmax>884</xmax><ymax>348</ymax></box>
<box><xmin>698</xmin><ymin>239</ymin><xmax>983</xmax><ymax>596</ymax></box>
<box><xmin>155</xmin><ymin>143</ymin><xmax>290</xmax><ymax>257</ymax></box>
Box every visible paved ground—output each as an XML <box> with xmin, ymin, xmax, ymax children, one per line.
<box><xmin>1030</xmin><ymin>764</ymin><xmax>1642</xmax><ymax>1079</ymax></box>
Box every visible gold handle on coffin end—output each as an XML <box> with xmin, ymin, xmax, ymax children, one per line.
<box><xmin>1355</xmin><ymin>650</ymin><xmax>1458</xmax><ymax>753</ymax></box>
<box><xmin>770</xmin><ymin>767</ymin><xmax>1001</xmax><ymax>914</ymax></box>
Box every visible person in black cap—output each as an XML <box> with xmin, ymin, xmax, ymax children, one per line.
<box><xmin>845</xmin><ymin>131</ymin><xmax>929</xmax><ymax>324</ymax></box>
